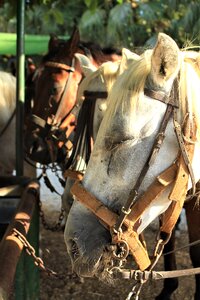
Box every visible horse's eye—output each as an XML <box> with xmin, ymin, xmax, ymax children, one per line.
<box><xmin>51</xmin><ymin>87</ymin><xmax>58</xmax><ymax>95</ymax></box>
<box><xmin>51</xmin><ymin>84</ymin><xmax>63</xmax><ymax>95</ymax></box>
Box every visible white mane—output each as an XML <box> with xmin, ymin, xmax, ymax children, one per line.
<box><xmin>0</xmin><ymin>71</ymin><xmax>16</xmax><ymax>128</ymax></box>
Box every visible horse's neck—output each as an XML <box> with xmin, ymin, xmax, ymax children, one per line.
<box><xmin>0</xmin><ymin>76</ymin><xmax>16</xmax><ymax>127</ymax></box>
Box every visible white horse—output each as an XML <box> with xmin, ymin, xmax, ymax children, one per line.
<box><xmin>0</xmin><ymin>71</ymin><xmax>36</xmax><ymax>177</ymax></box>
<box><xmin>64</xmin><ymin>33</ymin><xmax>200</xmax><ymax>299</ymax></box>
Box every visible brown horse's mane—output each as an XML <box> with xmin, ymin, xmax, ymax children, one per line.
<box><xmin>41</xmin><ymin>36</ymin><xmax>122</xmax><ymax>65</ymax></box>
<box><xmin>78</xmin><ymin>41</ymin><xmax>122</xmax><ymax>65</ymax></box>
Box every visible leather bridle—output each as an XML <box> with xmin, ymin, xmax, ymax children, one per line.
<box><xmin>31</xmin><ymin>59</ymin><xmax>76</xmax><ymax>133</ymax></box>
<box><xmin>71</xmin><ymin>77</ymin><xmax>197</xmax><ymax>272</ymax></box>
<box><xmin>26</xmin><ymin>58</ymin><xmax>81</xmax><ymax>165</ymax></box>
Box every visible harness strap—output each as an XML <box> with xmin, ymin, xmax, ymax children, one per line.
<box><xmin>113</xmin><ymin>103</ymin><xmax>174</xmax><ymax>233</ymax></box>
<box><xmin>113</xmin><ymin>80</ymin><xmax>179</xmax><ymax>234</ymax></box>
<box><xmin>125</xmin><ymin>163</ymin><xmax>177</xmax><ymax>229</ymax></box>
<box><xmin>71</xmin><ymin>163</ymin><xmax>179</xmax><ymax>270</ymax></box>
<box><xmin>53</xmin><ymin>59</ymin><xmax>76</xmax><ymax>125</ymax></box>
<box><xmin>31</xmin><ymin>114</ymin><xmax>46</xmax><ymax>128</ymax></box>
<box><xmin>173</xmin><ymin>110</ymin><xmax>196</xmax><ymax>195</ymax></box>
<box><xmin>144</xmin><ymin>89</ymin><xmax>179</xmax><ymax>107</ymax></box>
<box><xmin>71</xmin><ymin>181</ymin><xmax>151</xmax><ymax>271</ymax></box>
<box><xmin>161</xmin><ymin>115</ymin><xmax>196</xmax><ymax>234</ymax></box>
<box><xmin>63</xmin><ymin>169</ymin><xmax>84</xmax><ymax>181</ymax></box>
<box><xmin>44</xmin><ymin>61</ymin><xmax>75</xmax><ymax>73</ymax></box>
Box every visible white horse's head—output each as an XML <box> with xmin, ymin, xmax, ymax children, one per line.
<box><xmin>65</xmin><ymin>33</ymin><xmax>200</xmax><ymax>281</ymax></box>
<box><xmin>75</xmin><ymin>49</ymin><xmax>140</xmax><ymax>140</ymax></box>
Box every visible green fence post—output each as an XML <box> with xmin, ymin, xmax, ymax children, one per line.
<box><xmin>15</xmin><ymin>1</ymin><xmax>40</xmax><ymax>299</ymax></box>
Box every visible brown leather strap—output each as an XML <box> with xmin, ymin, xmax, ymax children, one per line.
<box><xmin>71</xmin><ymin>181</ymin><xmax>151</xmax><ymax>270</ymax></box>
<box><xmin>45</xmin><ymin>61</ymin><xmax>75</xmax><ymax>72</ymax></box>
<box><xmin>126</xmin><ymin>163</ymin><xmax>177</xmax><ymax>230</ymax></box>
<box><xmin>144</xmin><ymin>88</ymin><xmax>179</xmax><ymax>108</ymax></box>
<box><xmin>173</xmin><ymin>110</ymin><xmax>196</xmax><ymax>194</ymax></box>
<box><xmin>144</xmin><ymin>89</ymin><xmax>168</xmax><ymax>104</ymax></box>
<box><xmin>71</xmin><ymin>163</ymin><xmax>177</xmax><ymax>270</ymax></box>
<box><xmin>161</xmin><ymin>115</ymin><xmax>196</xmax><ymax>234</ymax></box>
<box><xmin>114</xmin><ymin>103</ymin><xmax>174</xmax><ymax>233</ymax></box>
<box><xmin>63</xmin><ymin>170</ymin><xmax>84</xmax><ymax>180</ymax></box>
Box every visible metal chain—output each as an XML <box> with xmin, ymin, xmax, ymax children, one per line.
<box><xmin>125</xmin><ymin>280</ymin><xmax>145</xmax><ymax>300</ymax></box>
<box><xmin>38</xmin><ymin>198</ymin><xmax>66</xmax><ymax>232</ymax></box>
<box><xmin>12</xmin><ymin>228</ymin><xmax>80</xmax><ymax>281</ymax></box>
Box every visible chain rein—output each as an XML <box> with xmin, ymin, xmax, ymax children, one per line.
<box><xmin>12</xmin><ymin>228</ymin><xmax>80</xmax><ymax>281</ymax></box>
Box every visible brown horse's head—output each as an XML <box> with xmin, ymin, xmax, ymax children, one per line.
<box><xmin>24</xmin><ymin>28</ymin><xmax>85</xmax><ymax>166</ymax></box>
<box><xmin>24</xmin><ymin>27</ymin><xmax>121</xmax><ymax>167</ymax></box>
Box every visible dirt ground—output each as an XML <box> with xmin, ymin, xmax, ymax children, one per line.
<box><xmin>39</xmin><ymin>207</ymin><xmax>195</xmax><ymax>300</ymax></box>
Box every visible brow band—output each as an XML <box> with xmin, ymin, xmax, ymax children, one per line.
<box><xmin>45</xmin><ymin>61</ymin><xmax>75</xmax><ymax>72</ymax></box>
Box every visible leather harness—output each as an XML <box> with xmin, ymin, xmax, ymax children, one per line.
<box><xmin>70</xmin><ymin>78</ymin><xmax>197</xmax><ymax>271</ymax></box>
<box><xmin>28</xmin><ymin>60</ymin><xmax>79</xmax><ymax>163</ymax></box>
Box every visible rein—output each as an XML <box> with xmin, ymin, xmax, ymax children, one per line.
<box><xmin>70</xmin><ymin>79</ymin><xmax>197</xmax><ymax>273</ymax></box>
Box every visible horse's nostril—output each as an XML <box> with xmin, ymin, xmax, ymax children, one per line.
<box><xmin>70</xmin><ymin>240</ymin><xmax>80</xmax><ymax>260</ymax></box>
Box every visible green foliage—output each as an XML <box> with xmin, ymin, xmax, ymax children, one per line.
<box><xmin>0</xmin><ymin>3</ymin><xmax>16</xmax><ymax>32</ymax></box>
<box><xmin>107</xmin><ymin>3</ymin><xmax>134</xmax><ymax>47</ymax></box>
<box><xmin>84</xmin><ymin>0</ymin><xmax>98</xmax><ymax>11</ymax></box>
<box><xmin>181</xmin><ymin>2</ymin><xmax>200</xmax><ymax>44</ymax></box>
<box><xmin>79</xmin><ymin>8</ymin><xmax>106</xmax><ymax>44</ymax></box>
<box><xmin>1</xmin><ymin>0</ymin><xmax>200</xmax><ymax>49</ymax></box>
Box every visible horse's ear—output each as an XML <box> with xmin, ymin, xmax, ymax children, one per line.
<box><xmin>67</xmin><ymin>27</ymin><xmax>80</xmax><ymax>55</ymax></box>
<box><xmin>151</xmin><ymin>33</ymin><xmax>180</xmax><ymax>84</ymax></box>
<box><xmin>75</xmin><ymin>53</ymin><xmax>97</xmax><ymax>76</ymax></box>
<box><xmin>118</xmin><ymin>48</ymin><xmax>140</xmax><ymax>75</ymax></box>
<box><xmin>48</xmin><ymin>34</ymin><xmax>59</xmax><ymax>51</ymax></box>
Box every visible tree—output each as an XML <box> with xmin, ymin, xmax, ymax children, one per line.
<box><xmin>0</xmin><ymin>0</ymin><xmax>200</xmax><ymax>49</ymax></box>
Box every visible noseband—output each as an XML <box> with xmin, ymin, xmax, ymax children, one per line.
<box><xmin>70</xmin><ymin>79</ymin><xmax>197</xmax><ymax>272</ymax></box>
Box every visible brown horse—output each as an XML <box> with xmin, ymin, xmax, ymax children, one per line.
<box><xmin>24</xmin><ymin>28</ymin><xmax>121</xmax><ymax>169</ymax></box>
